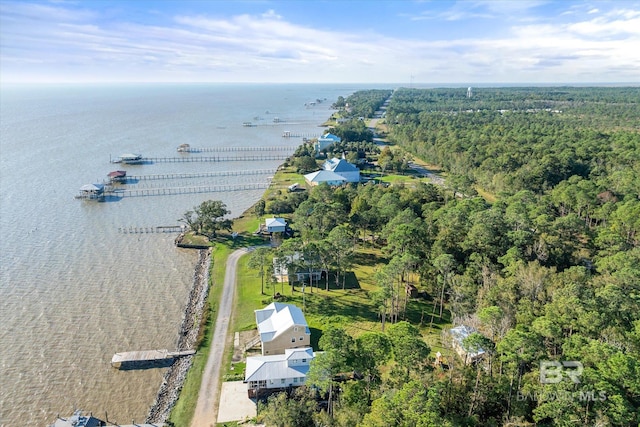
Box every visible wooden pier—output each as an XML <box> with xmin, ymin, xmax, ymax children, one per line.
<box><xmin>107</xmin><ymin>182</ymin><xmax>270</xmax><ymax>198</ymax></box>
<box><xmin>177</xmin><ymin>145</ymin><xmax>294</xmax><ymax>153</ymax></box>
<box><xmin>111</xmin><ymin>349</ymin><xmax>195</xmax><ymax>370</ymax></box>
<box><xmin>124</xmin><ymin>169</ymin><xmax>275</xmax><ymax>181</ymax></box>
<box><xmin>116</xmin><ymin>154</ymin><xmax>289</xmax><ymax>164</ymax></box>
<box><xmin>118</xmin><ymin>225</ymin><xmax>185</xmax><ymax>234</ymax></box>
<box><xmin>282</xmin><ymin>131</ymin><xmax>318</xmax><ymax>138</ymax></box>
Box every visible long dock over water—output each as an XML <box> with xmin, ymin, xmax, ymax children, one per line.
<box><xmin>118</xmin><ymin>225</ymin><xmax>184</xmax><ymax>234</ymax></box>
<box><xmin>124</xmin><ymin>169</ymin><xmax>274</xmax><ymax>181</ymax></box>
<box><xmin>178</xmin><ymin>145</ymin><xmax>294</xmax><ymax>153</ymax></box>
<box><xmin>112</xmin><ymin>154</ymin><xmax>288</xmax><ymax>164</ymax></box>
<box><xmin>111</xmin><ymin>349</ymin><xmax>196</xmax><ymax>369</ymax></box>
<box><xmin>107</xmin><ymin>182</ymin><xmax>270</xmax><ymax>198</ymax></box>
<box><xmin>282</xmin><ymin>131</ymin><xmax>319</xmax><ymax>138</ymax></box>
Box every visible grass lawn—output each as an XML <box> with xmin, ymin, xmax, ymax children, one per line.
<box><xmin>179</xmin><ymin>232</ymin><xmax>212</xmax><ymax>247</ymax></box>
<box><xmin>227</xmin><ymin>245</ymin><xmax>455</xmax><ymax>376</ymax></box>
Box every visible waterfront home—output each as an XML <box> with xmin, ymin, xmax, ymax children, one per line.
<box><xmin>315</xmin><ymin>132</ymin><xmax>341</xmax><ymax>152</ymax></box>
<box><xmin>303</xmin><ymin>170</ymin><xmax>347</xmax><ymax>186</ymax></box>
<box><xmin>265</xmin><ymin>217</ymin><xmax>287</xmax><ymax>233</ymax></box>
<box><xmin>323</xmin><ymin>156</ymin><xmax>360</xmax><ymax>183</ymax></box>
<box><xmin>255</xmin><ymin>302</ymin><xmax>311</xmax><ymax>355</ymax></box>
<box><xmin>244</xmin><ymin>347</ymin><xmax>316</xmax><ymax>398</ymax></box>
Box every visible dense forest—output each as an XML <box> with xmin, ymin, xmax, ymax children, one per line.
<box><xmin>256</xmin><ymin>87</ymin><xmax>640</xmax><ymax>426</ymax></box>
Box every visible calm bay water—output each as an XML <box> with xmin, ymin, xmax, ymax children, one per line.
<box><xmin>0</xmin><ymin>83</ymin><xmax>362</xmax><ymax>426</ymax></box>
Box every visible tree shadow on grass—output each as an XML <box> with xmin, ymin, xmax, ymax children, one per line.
<box><xmin>351</xmin><ymin>251</ymin><xmax>387</xmax><ymax>267</ymax></box>
<box><xmin>316</xmin><ymin>272</ymin><xmax>361</xmax><ymax>291</ymax></box>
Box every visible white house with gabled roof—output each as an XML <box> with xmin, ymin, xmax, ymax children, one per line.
<box><xmin>315</xmin><ymin>133</ymin><xmax>341</xmax><ymax>152</ymax></box>
<box><xmin>303</xmin><ymin>169</ymin><xmax>347</xmax><ymax>186</ymax></box>
<box><xmin>265</xmin><ymin>217</ymin><xmax>287</xmax><ymax>233</ymax></box>
<box><xmin>244</xmin><ymin>347</ymin><xmax>316</xmax><ymax>398</ymax></box>
<box><xmin>255</xmin><ymin>302</ymin><xmax>311</xmax><ymax>355</ymax></box>
<box><xmin>323</xmin><ymin>156</ymin><xmax>360</xmax><ymax>183</ymax></box>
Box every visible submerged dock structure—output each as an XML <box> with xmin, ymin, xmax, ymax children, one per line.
<box><xmin>111</xmin><ymin>349</ymin><xmax>195</xmax><ymax>370</ymax></box>
<box><xmin>48</xmin><ymin>409</ymin><xmax>165</xmax><ymax>427</ymax></box>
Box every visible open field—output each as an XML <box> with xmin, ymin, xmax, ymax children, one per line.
<box><xmin>227</xmin><ymin>244</ymin><xmax>454</xmax><ymax>377</ymax></box>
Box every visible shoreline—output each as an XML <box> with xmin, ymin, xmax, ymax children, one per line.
<box><xmin>146</xmin><ymin>248</ymin><xmax>212</xmax><ymax>423</ymax></box>
<box><xmin>147</xmin><ymin>109</ymin><xmax>336</xmax><ymax>425</ymax></box>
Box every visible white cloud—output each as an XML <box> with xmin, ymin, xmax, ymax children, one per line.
<box><xmin>1</xmin><ymin>2</ymin><xmax>639</xmax><ymax>83</ymax></box>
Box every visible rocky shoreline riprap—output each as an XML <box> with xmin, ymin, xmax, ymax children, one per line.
<box><xmin>146</xmin><ymin>248</ymin><xmax>212</xmax><ymax>423</ymax></box>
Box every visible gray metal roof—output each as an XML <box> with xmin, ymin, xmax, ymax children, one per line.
<box><xmin>245</xmin><ymin>347</ymin><xmax>315</xmax><ymax>382</ymax></box>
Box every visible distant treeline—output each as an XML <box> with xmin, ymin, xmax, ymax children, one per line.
<box><xmin>387</xmin><ymin>87</ymin><xmax>640</xmax><ymax>196</ymax></box>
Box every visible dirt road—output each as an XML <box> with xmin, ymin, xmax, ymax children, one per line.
<box><xmin>190</xmin><ymin>248</ymin><xmax>248</xmax><ymax>427</ymax></box>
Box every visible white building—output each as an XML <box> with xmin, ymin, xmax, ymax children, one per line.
<box><xmin>315</xmin><ymin>133</ymin><xmax>341</xmax><ymax>152</ymax></box>
<box><xmin>323</xmin><ymin>156</ymin><xmax>360</xmax><ymax>183</ymax></box>
<box><xmin>304</xmin><ymin>170</ymin><xmax>347</xmax><ymax>186</ymax></box>
<box><xmin>265</xmin><ymin>217</ymin><xmax>287</xmax><ymax>233</ymax></box>
<box><xmin>245</xmin><ymin>347</ymin><xmax>316</xmax><ymax>398</ymax></box>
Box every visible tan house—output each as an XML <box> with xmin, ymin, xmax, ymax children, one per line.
<box><xmin>255</xmin><ymin>302</ymin><xmax>311</xmax><ymax>355</ymax></box>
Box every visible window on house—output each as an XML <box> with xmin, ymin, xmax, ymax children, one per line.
<box><xmin>291</xmin><ymin>337</ymin><xmax>296</xmax><ymax>343</ymax></box>
<box><xmin>299</xmin><ymin>336</ymin><xmax>304</xmax><ymax>340</ymax></box>
<box><xmin>294</xmin><ymin>327</ymin><xmax>298</xmax><ymax>332</ymax></box>
<box><xmin>281</xmin><ymin>379</ymin><xmax>286</xmax><ymax>384</ymax></box>
<box><xmin>302</xmin><ymin>359</ymin><xmax>307</xmax><ymax>363</ymax></box>
<box><xmin>293</xmin><ymin>378</ymin><xmax>298</xmax><ymax>383</ymax></box>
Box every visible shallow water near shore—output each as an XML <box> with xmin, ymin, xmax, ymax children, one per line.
<box><xmin>0</xmin><ymin>83</ymin><xmax>368</xmax><ymax>426</ymax></box>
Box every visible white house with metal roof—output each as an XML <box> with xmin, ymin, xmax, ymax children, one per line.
<box><xmin>323</xmin><ymin>156</ymin><xmax>360</xmax><ymax>183</ymax></box>
<box><xmin>255</xmin><ymin>302</ymin><xmax>311</xmax><ymax>355</ymax></box>
<box><xmin>303</xmin><ymin>170</ymin><xmax>347</xmax><ymax>186</ymax></box>
<box><xmin>244</xmin><ymin>347</ymin><xmax>316</xmax><ymax>398</ymax></box>
<box><xmin>315</xmin><ymin>132</ymin><xmax>341</xmax><ymax>152</ymax></box>
<box><xmin>265</xmin><ymin>217</ymin><xmax>287</xmax><ymax>233</ymax></box>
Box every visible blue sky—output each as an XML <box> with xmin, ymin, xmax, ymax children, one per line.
<box><xmin>1</xmin><ymin>0</ymin><xmax>639</xmax><ymax>84</ymax></box>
